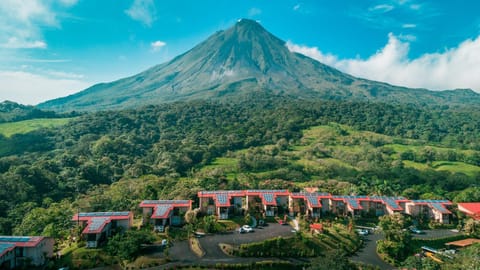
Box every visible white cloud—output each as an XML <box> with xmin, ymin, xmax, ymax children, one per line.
<box><xmin>293</xmin><ymin>4</ymin><xmax>301</xmax><ymax>11</ymax></box>
<box><xmin>285</xmin><ymin>41</ymin><xmax>339</xmax><ymax>67</ymax></box>
<box><xmin>287</xmin><ymin>34</ymin><xmax>480</xmax><ymax>92</ymax></box>
<box><xmin>45</xmin><ymin>70</ymin><xmax>84</xmax><ymax>79</ymax></box>
<box><xmin>0</xmin><ymin>70</ymin><xmax>91</xmax><ymax>105</ymax></box>
<box><xmin>409</xmin><ymin>4</ymin><xmax>421</xmax><ymax>10</ymax></box>
<box><xmin>150</xmin><ymin>40</ymin><xmax>166</xmax><ymax>51</ymax></box>
<box><xmin>248</xmin><ymin>7</ymin><xmax>262</xmax><ymax>17</ymax></box>
<box><xmin>0</xmin><ymin>0</ymin><xmax>77</xmax><ymax>49</ymax></box>
<box><xmin>369</xmin><ymin>4</ymin><xmax>395</xmax><ymax>13</ymax></box>
<box><xmin>1</xmin><ymin>37</ymin><xmax>47</xmax><ymax>49</ymax></box>
<box><xmin>402</xmin><ymin>23</ymin><xmax>416</xmax><ymax>28</ymax></box>
<box><xmin>125</xmin><ymin>0</ymin><xmax>157</xmax><ymax>27</ymax></box>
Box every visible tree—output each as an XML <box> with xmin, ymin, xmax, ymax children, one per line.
<box><xmin>202</xmin><ymin>215</ymin><xmax>217</xmax><ymax>233</ymax></box>
<box><xmin>105</xmin><ymin>229</ymin><xmax>155</xmax><ymax>261</ymax></box>
<box><xmin>377</xmin><ymin>213</ymin><xmax>412</xmax><ymax>262</ymax></box>
<box><xmin>307</xmin><ymin>250</ymin><xmax>355</xmax><ymax>270</ymax></box>
<box><xmin>184</xmin><ymin>209</ymin><xmax>198</xmax><ymax>224</ymax></box>
<box><xmin>402</xmin><ymin>255</ymin><xmax>440</xmax><ymax>270</ymax></box>
<box><xmin>463</xmin><ymin>218</ymin><xmax>479</xmax><ymax>236</ymax></box>
<box><xmin>453</xmin><ymin>187</ymin><xmax>480</xmax><ymax>203</ymax></box>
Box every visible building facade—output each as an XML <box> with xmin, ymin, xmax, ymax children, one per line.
<box><xmin>72</xmin><ymin>211</ymin><xmax>133</xmax><ymax>248</ymax></box>
<box><xmin>197</xmin><ymin>189</ymin><xmax>453</xmax><ymax>223</ymax></box>
<box><xmin>0</xmin><ymin>236</ymin><xmax>54</xmax><ymax>269</ymax></box>
<box><xmin>139</xmin><ymin>200</ymin><xmax>192</xmax><ymax>231</ymax></box>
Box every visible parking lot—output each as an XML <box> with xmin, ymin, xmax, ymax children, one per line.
<box><xmin>167</xmin><ymin>222</ymin><xmax>295</xmax><ymax>263</ymax></box>
<box><xmin>199</xmin><ymin>223</ymin><xmax>295</xmax><ymax>259</ymax></box>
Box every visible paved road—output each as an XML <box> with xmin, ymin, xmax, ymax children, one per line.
<box><xmin>350</xmin><ymin>229</ymin><xmax>461</xmax><ymax>269</ymax></box>
<box><xmin>350</xmin><ymin>232</ymin><xmax>395</xmax><ymax>270</ymax></box>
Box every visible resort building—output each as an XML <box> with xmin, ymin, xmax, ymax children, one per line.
<box><xmin>245</xmin><ymin>190</ymin><xmax>289</xmax><ymax>217</ymax></box>
<box><xmin>198</xmin><ymin>190</ymin><xmax>246</xmax><ymax>219</ymax></box>
<box><xmin>405</xmin><ymin>200</ymin><xmax>453</xmax><ymax>224</ymax></box>
<box><xmin>0</xmin><ymin>236</ymin><xmax>54</xmax><ymax>269</ymax></box>
<box><xmin>72</xmin><ymin>211</ymin><xmax>133</xmax><ymax>248</ymax></box>
<box><xmin>139</xmin><ymin>200</ymin><xmax>192</xmax><ymax>231</ymax></box>
<box><xmin>457</xmin><ymin>202</ymin><xmax>480</xmax><ymax>220</ymax></box>
<box><xmin>289</xmin><ymin>192</ymin><xmax>331</xmax><ymax>218</ymax></box>
<box><xmin>369</xmin><ymin>196</ymin><xmax>410</xmax><ymax>216</ymax></box>
<box><xmin>197</xmin><ymin>189</ymin><xmax>455</xmax><ymax>224</ymax></box>
<box><xmin>330</xmin><ymin>195</ymin><xmax>372</xmax><ymax>216</ymax></box>
<box><xmin>198</xmin><ymin>190</ymin><xmax>290</xmax><ymax>219</ymax></box>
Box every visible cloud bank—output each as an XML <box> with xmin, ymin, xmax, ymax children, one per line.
<box><xmin>0</xmin><ymin>70</ymin><xmax>90</xmax><ymax>105</ymax></box>
<box><xmin>287</xmin><ymin>34</ymin><xmax>480</xmax><ymax>92</ymax></box>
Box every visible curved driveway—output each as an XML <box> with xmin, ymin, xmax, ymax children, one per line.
<box><xmin>350</xmin><ymin>232</ymin><xmax>395</xmax><ymax>270</ymax></box>
<box><xmin>350</xmin><ymin>229</ymin><xmax>460</xmax><ymax>269</ymax></box>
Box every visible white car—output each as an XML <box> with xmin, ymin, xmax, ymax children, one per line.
<box><xmin>241</xmin><ymin>225</ymin><xmax>254</xmax><ymax>233</ymax></box>
<box><xmin>355</xmin><ymin>229</ymin><xmax>369</xmax><ymax>236</ymax></box>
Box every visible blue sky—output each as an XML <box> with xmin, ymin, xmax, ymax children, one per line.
<box><xmin>1</xmin><ymin>0</ymin><xmax>479</xmax><ymax>105</ymax></box>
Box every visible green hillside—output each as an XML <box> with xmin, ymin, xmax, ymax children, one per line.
<box><xmin>2</xmin><ymin>98</ymin><xmax>480</xmax><ymax>238</ymax></box>
<box><xmin>198</xmin><ymin>124</ymin><xmax>480</xmax><ymax>194</ymax></box>
<box><xmin>0</xmin><ymin>118</ymin><xmax>73</xmax><ymax>138</ymax></box>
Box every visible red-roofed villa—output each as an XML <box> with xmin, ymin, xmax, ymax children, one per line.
<box><xmin>457</xmin><ymin>202</ymin><xmax>480</xmax><ymax>220</ymax></box>
<box><xmin>72</xmin><ymin>211</ymin><xmax>133</xmax><ymax>248</ymax></box>
<box><xmin>405</xmin><ymin>200</ymin><xmax>453</xmax><ymax>224</ymax></box>
<box><xmin>0</xmin><ymin>236</ymin><xmax>53</xmax><ymax>269</ymax></box>
<box><xmin>139</xmin><ymin>200</ymin><xmax>192</xmax><ymax>231</ymax></box>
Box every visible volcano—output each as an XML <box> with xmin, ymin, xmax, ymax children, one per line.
<box><xmin>38</xmin><ymin>19</ymin><xmax>480</xmax><ymax>111</ymax></box>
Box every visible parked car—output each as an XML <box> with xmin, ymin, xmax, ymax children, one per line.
<box><xmin>241</xmin><ymin>225</ymin><xmax>254</xmax><ymax>233</ymax></box>
<box><xmin>410</xmin><ymin>227</ymin><xmax>424</xmax><ymax>234</ymax></box>
<box><xmin>355</xmin><ymin>229</ymin><xmax>369</xmax><ymax>236</ymax></box>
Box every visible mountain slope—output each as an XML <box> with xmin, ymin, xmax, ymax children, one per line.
<box><xmin>0</xmin><ymin>100</ymin><xmax>58</xmax><ymax>123</ymax></box>
<box><xmin>38</xmin><ymin>19</ymin><xmax>480</xmax><ymax>111</ymax></box>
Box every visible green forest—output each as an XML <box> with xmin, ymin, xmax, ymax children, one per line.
<box><xmin>0</xmin><ymin>96</ymin><xmax>479</xmax><ymax>237</ymax></box>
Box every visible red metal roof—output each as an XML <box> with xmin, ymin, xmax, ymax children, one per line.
<box><xmin>139</xmin><ymin>200</ymin><xmax>192</xmax><ymax>219</ymax></box>
<box><xmin>458</xmin><ymin>203</ymin><xmax>480</xmax><ymax>220</ymax></box>
<box><xmin>139</xmin><ymin>200</ymin><xmax>191</xmax><ymax>208</ymax></box>
<box><xmin>198</xmin><ymin>191</ymin><xmax>246</xmax><ymax>207</ymax></box>
<box><xmin>72</xmin><ymin>212</ymin><xmax>132</xmax><ymax>235</ymax></box>
<box><xmin>0</xmin><ymin>236</ymin><xmax>46</xmax><ymax>247</ymax></box>
<box><xmin>446</xmin><ymin>238</ymin><xmax>480</xmax><ymax>247</ymax></box>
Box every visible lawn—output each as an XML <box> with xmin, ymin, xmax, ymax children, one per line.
<box><xmin>0</xmin><ymin>118</ymin><xmax>73</xmax><ymax>137</ymax></box>
<box><xmin>432</xmin><ymin>161</ymin><xmax>480</xmax><ymax>177</ymax></box>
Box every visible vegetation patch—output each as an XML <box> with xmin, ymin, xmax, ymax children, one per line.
<box><xmin>235</xmin><ymin>226</ymin><xmax>360</xmax><ymax>258</ymax></box>
<box><xmin>189</xmin><ymin>236</ymin><xmax>205</xmax><ymax>257</ymax></box>
<box><xmin>0</xmin><ymin>118</ymin><xmax>73</xmax><ymax>137</ymax></box>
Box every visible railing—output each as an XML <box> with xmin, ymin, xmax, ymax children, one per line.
<box><xmin>86</xmin><ymin>241</ymin><xmax>97</xmax><ymax>248</ymax></box>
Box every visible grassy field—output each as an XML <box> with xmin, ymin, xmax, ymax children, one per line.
<box><xmin>0</xmin><ymin>118</ymin><xmax>73</xmax><ymax>137</ymax></box>
<box><xmin>199</xmin><ymin>124</ymin><xmax>480</xmax><ymax>185</ymax></box>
